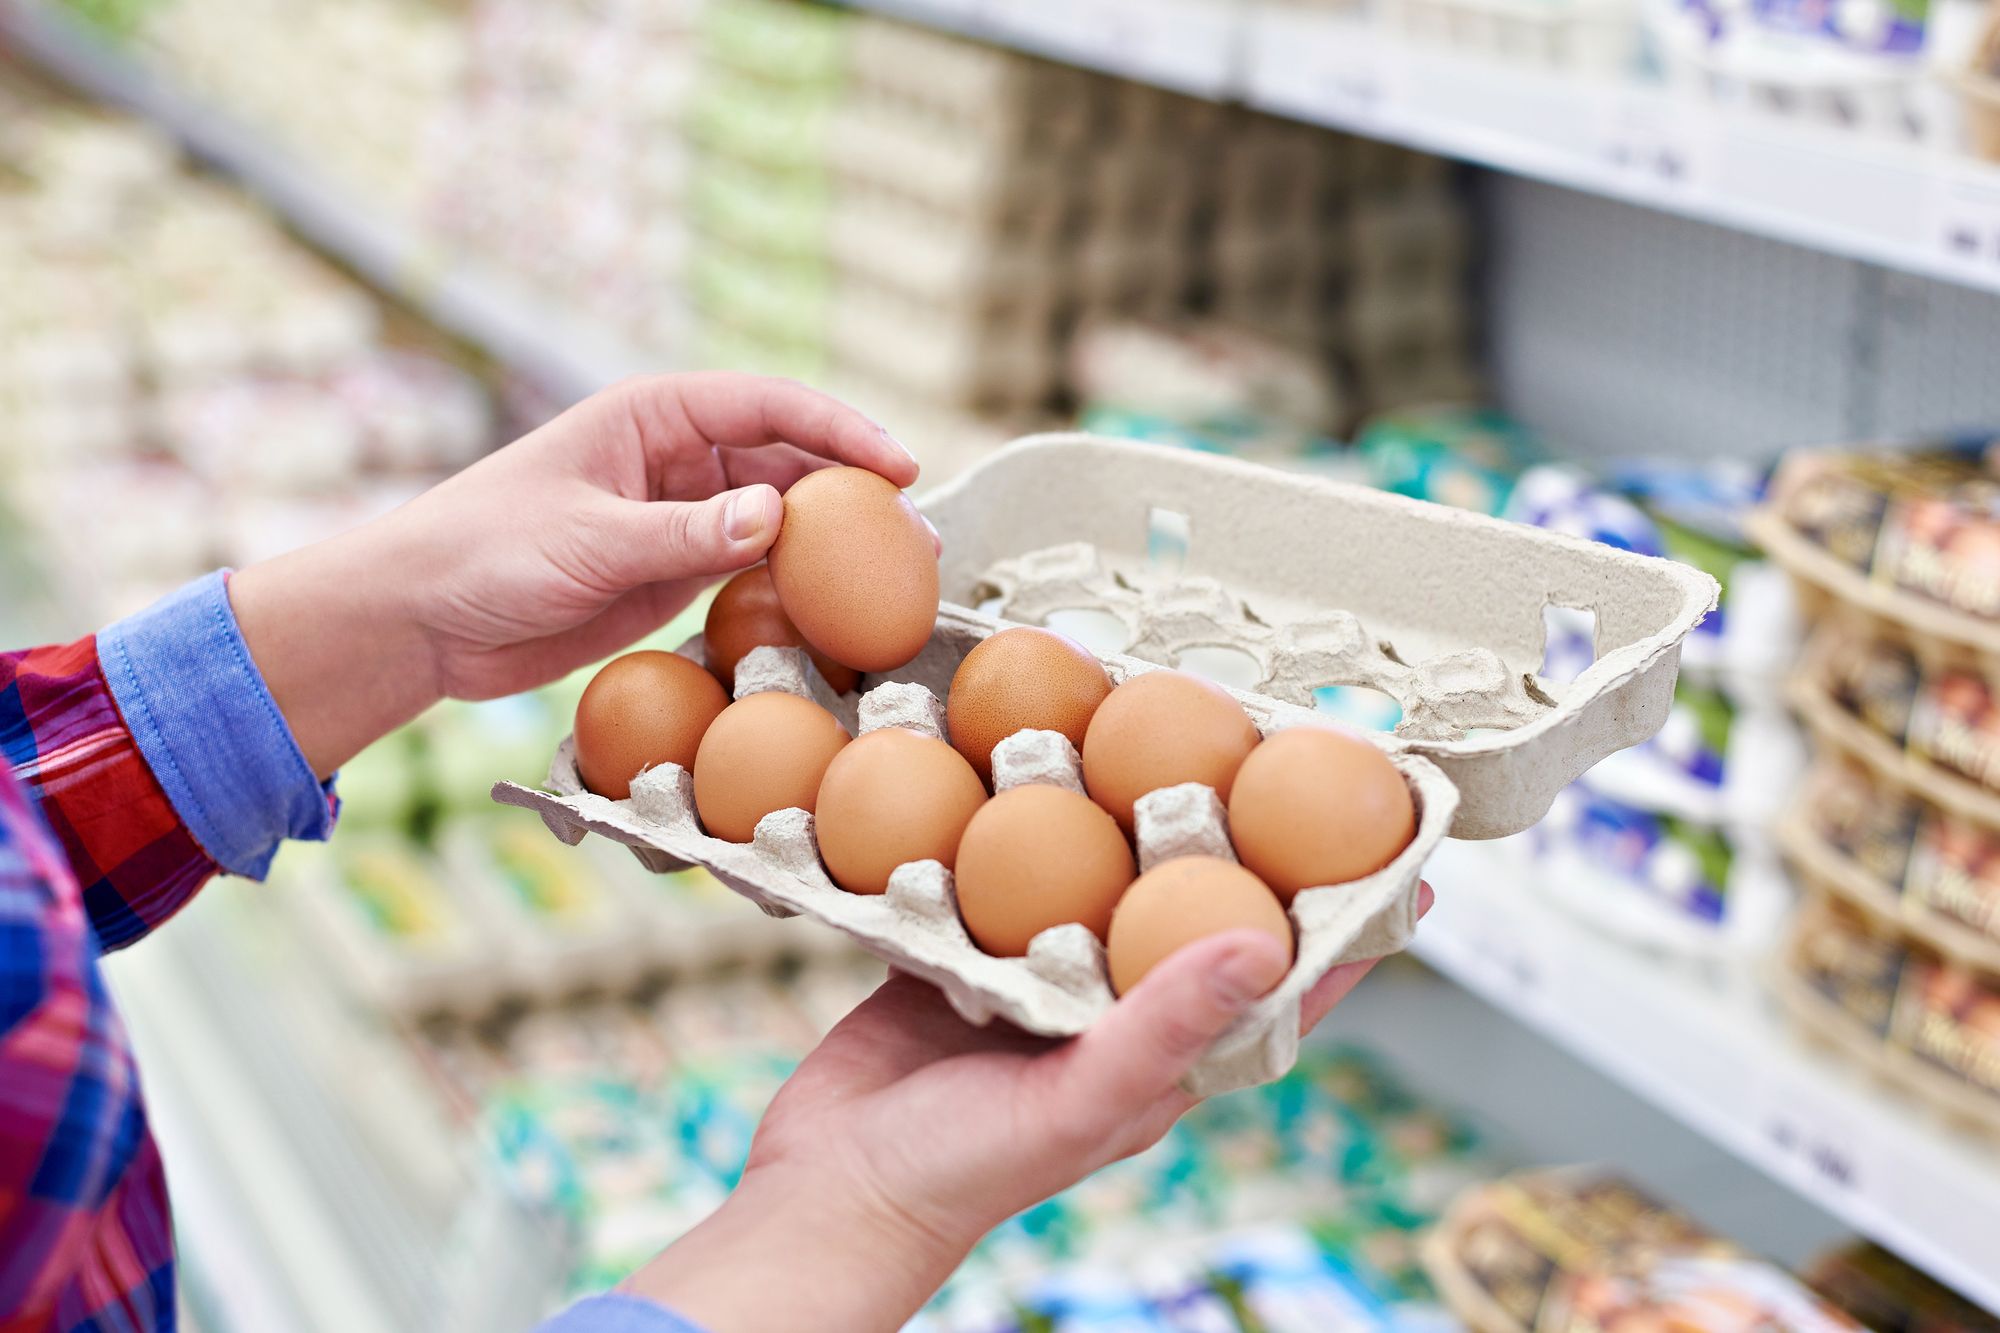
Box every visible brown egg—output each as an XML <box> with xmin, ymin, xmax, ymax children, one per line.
<box><xmin>954</xmin><ymin>784</ymin><xmax>1137</xmax><ymax>956</ymax></box>
<box><xmin>704</xmin><ymin>565</ymin><xmax>861</xmax><ymax>694</ymax></box>
<box><xmin>1081</xmin><ymin>670</ymin><xmax>1262</xmax><ymax>833</ymax></box>
<box><xmin>947</xmin><ymin>627</ymin><xmax>1114</xmax><ymax>786</ymax></box>
<box><xmin>574</xmin><ymin>650</ymin><xmax>729</xmax><ymax>800</ymax></box>
<box><xmin>1228</xmin><ymin>725</ymin><xmax>1416</xmax><ymax>902</ymax></box>
<box><xmin>815</xmin><ymin>728</ymin><xmax>987</xmax><ymax>894</ymax></box>
<box><xmin>767</xmin><ymin>466</ymin><xmax>939</xmax><ymax>673</ymax></box>
<box><xmin>1106</xmin><ymin>856</ymin><xmax>1293</xmax><ymax>996</ymax></box>
<box><xmin>692</xmin><ymin>692</ymin><xmax>850</xmax><ymax>842</ymax></box>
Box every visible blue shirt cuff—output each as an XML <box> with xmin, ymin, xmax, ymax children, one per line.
<box><xmin>536</xmin><ymin>1294</ymin><xmax>710</xmax><ymax>1333</ymax></box>
<box><xmin>99</xmin><ymin>570</ymin><xmax>337</xmax><ymax>879</ymax></box>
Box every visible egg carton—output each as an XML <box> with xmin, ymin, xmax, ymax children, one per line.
<box><xmin>496</xmin><ymin>437</ymin><xmax>1712</xmax><ymax>1089</ymax></box>
<box><xmin>498</xmin><ymin>625</ymin><xmax>1458</xmax><ymax>1096</ymax></box>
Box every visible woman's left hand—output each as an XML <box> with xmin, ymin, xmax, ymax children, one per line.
<box><xmin>617</xmin><ymin>883</ymin><xmax>1431</xmax><ymax>1333</ymax></box>
<box><xmin>230</xmin><ymin>373</ymin><xmax>919</xmax><ymax>777</ymax></box>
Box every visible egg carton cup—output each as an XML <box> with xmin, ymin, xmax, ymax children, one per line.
<box><xmin>497</xmin><ymin>436</ymin><xmax>1709</xmax><ymax>1089</ymax></box>
<box><xmin>498</xmin><ymin>626</ymin><xmax>1459</xmax><ymax>1096</ymax></box>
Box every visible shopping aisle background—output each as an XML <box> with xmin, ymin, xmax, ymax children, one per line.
<box><xmin>6</xmin><ymin>0</ymin><xmax>2000</xmax><ymax>1328</ymax></box>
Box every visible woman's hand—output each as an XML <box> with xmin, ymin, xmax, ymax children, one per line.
<box><xmin>621</xmin><ymin>885</ymin><xmax>1431</xmax><ymax>1333</ymax></box>
<box><xmin>230</xmin><ymin>374</ymin><xmax>919</xmax><ymax>777</ymax></box>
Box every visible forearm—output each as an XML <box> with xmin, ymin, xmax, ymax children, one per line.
<box><xmin>620</xmin><ymin>1171</ymin><xmax>973</xmax><ymax>1333</ymax></box>
<box><xmin>230</xmin><ymin>525</ymin><xmax>441</xmax><ymax>780</ymax></box>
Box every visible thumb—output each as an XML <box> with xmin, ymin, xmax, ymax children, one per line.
<box><xmin>1056</xmin><ymin>929</ymin><xmax>1289</xmax><ymax>1122</ymax></box>
<box><xmin>605</xmin><ymin>484</ymin><xmax>783</xmax><ymax>586</ymax></box>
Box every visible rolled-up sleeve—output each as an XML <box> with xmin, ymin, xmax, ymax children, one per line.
<box><xmin>536</xmin><ymin>1294</ymin><xmax>711</xmax><ymax>1333</ymax></box>
<box><xmin>97</xmin><ymin>570</ymin><xmax>336</xmax><ymax>880</ymax></box>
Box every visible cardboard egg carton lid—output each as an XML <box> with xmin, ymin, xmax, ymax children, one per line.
<box><xmin>497</xmin><ymin>625</ymin><xmax>1458</xmax><ymax>1096</ymax></box>
<box><xmin>925</xmin><ymin>435</ymin><xmax>1716</xmax><ymax>840</ymax></box>
<box><xmin>496</xmin><ymin>437</ymin><xmax>1711</xmax><ymax>1088</ymax></box>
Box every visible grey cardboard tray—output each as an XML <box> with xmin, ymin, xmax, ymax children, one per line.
<box><xmin>495</xmin><ymin>435</ymin><xmax>1715</xmax><ymax>1092</ymax></box>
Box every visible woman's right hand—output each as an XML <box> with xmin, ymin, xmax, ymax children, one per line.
<box><xmin>619</xmin><ymin>884</ymin><xmax>1431</xmax><ymax>1332</ymax></box>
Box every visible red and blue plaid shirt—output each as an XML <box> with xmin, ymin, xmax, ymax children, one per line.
<box><xmin>0</xmin><ymin>575</ymin><xmax>701</xmax><ymax>1333</ymax></box>
<box><xmin>0</xmin><ymin>573</ymin><xmax>339</xmax><ymax>1333</ymax></box>
<box><xmin>1</xmin><ymin>637</ymin><xmax>211</xmax><ymax>1331</ymax></box>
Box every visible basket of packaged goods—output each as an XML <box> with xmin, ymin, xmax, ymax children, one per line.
<box><xmin>1775</xmin><ymin>890</ymin><xmax>2000</xmax><ymax>1135</ymax></box>
<box><xmin>1779</xmin><ymin>757</ymin><xmax>2000</xmax><ymax>976</ymax></box>
<box><xmin>494</xmin><ymin>435</ymin><xmax>1716</xmax><ymax>1093</ymax></box>
<box><xmin>1747</xmin><ymin>437</ymin><xmax>2000</xmax><ymax>658</ymax></box>
<box><xmin>1421</xmin><ymin>1167</ymin><xmax>1869</xmax><ymax>1333</ymax></box>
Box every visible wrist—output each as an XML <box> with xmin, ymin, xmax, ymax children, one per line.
<box><xmin>230</xmin><ymin>523</ymin><xmax>441</xmax><ymax>779</ymax></box>
<box><xmin>621</xmin><ymin>1166</ymin><xmax>973</xmax><ymax>1332</ymax></box>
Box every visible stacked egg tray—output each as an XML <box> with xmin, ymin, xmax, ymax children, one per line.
<box><xmin>496</xmin><ymin>437</ymin><xmax>1716</xmax><ymax>1093</ymax></box>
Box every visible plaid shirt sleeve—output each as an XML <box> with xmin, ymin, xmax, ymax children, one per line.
<box><xmin>2</xmin><ymin>572</ymin><xmax>338</xmax><ymax>1331</ymax></box>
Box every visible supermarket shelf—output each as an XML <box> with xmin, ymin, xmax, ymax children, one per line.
<box><xmin>0</xmin><ymin>2</ymin><xmax>655</xmax><ymax>404</ymax></box>
<box><xmin>1417</xmin><ymin>837</ymin><xmax>2000</xmax><ymax>1313</ymax></box>
<box><xmin>846</xmin><ymin>0</ymin><xmax>2000</xmax><ymax>299</ymax></box>
<box><xmin>106</xmin><ymin>899</ymin><xmax>565</xmax><ymax>1333</ymax></box>
<box><xmin>851</xmin><ymin>0</ymin><xmax>1243</xmax><ymax>96</ymax></box>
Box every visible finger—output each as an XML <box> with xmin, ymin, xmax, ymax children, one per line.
<box><xmin>599</xmin><ymin>484</ymin><xmax>783</xmax><ymax>588</ymax></box>
<box><xmin>1298</xmin><ymin>880</ymin><xmax>1434</xmax><ymax>1034</ymax></box>
<box><xmin>641</xmin><ymin>372</ymin><xmax>920</xmax><ymax>487</ymax></box>
<box><xmin>1054</xmin><ymin>930</ymin><xmax>1289</xmax><ymax>1121</ymax></box>
<box><xmin>803</xmin><ymin>973</ymin><xmax>1047</xmax><ymax>1098</ymax></box>
<box><xmin>722</xmin><ymin>442</ymin><xmax>844</xmax><ymax>494</ymax></box>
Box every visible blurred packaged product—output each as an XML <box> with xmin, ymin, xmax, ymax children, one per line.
<box><xmin>1421</xmin><ymin>1168</ymin><xmax>1865</xmax><ymax>1333</ymax></box>
<box><xmin>0</xmin><ymin>76</ymin><xmax>498</xmax><ymax>618</ymax></box>
<box><xmin>1779</xmin><ymin>891</ymin><xmax>2000</xmax><ymax>1131</ymax></box>
<box><xmin>140</xmin><ymin>0</ymin><xmax>468</xmax><ymax>216</ymax></box>
<box><xmin>1782</xmin><ymin>755</ymin><xmax>2000</xmax><ymax>986</ymax></box>
<box><xmin>1807</xmin><ymin>1238</ymin><xmax>2000</xmax><ymax>1331</ymax></box>
<box><xmin>1070</xmin><ymin>319</ymin><xmax>1347</xmax><ymax>457</ymax></box>
<box><xmin>1384</xmin><ymin>0</ymin><xmax>1642</xmax><ymax>74</ymax></box>
<box><xmin>1649</xmin><ymin>0</ymin><xmax>1936</xmax><ymax>141</ymax></box>
<box><xmin>1762</xmin><ymin>437</ymin><xmax>2000</xmax><ymax>625</ymax></box>
<box><xmin>1357</xmin><ymin>408</ymin><xmax>1544</xmax><ymax>515</ymax></box>
<box><xmin>1530</xmin><ymin>780</ymin><xmax>1796</xmax><ymax>962</ymax></box>
<box><xmin>1961</xmin><ymin>2</ymin><xmax>2000</xmax><ymax>159</ymax></box>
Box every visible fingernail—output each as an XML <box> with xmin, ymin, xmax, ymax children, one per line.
<box><xmin>727</xmin><ymin>488</ymin><xmax>774</xmax><ymax>542</ymax></box>
<box><xmin>1212</xmin><ymin>939</ymin><xmax>1288</xmax><ymax>1008</ymax></box>
<box><xmin>880</xmin><ymin>425</ymin><xmax>917</xmax><ymax>467</ymax></box>
<box><xmin>922</xmin><ymin>515</ymin><xmax>942</xmax><ymax>553</ymax></box>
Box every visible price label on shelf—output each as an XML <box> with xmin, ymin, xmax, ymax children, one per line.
<box><xmin>1592</xmin><ymin>92</ymin><xmax>1712</xmax><ymax>198</ymax></box>
<box><xmin>1296</xmin><ymin>23</ymin><xmax>1406</xmax><ymax>129</ymax></box>
<box><xmin>1926</xmin><ymin>170</ymin><xmax>2000</xmax><ymax>280</ymax></box>
<box><xmin>1750</xmin><ymin>1073</ymin><xmax>1876</xmax><ymax>1202</ymax></box>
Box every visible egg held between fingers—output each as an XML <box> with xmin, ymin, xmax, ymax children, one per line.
<box><xmin>767</xmin><ymin>466</ymin><xmax>939</xmax><ymax>673</ymax></box>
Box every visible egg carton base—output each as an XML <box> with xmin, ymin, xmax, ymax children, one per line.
<box><xmin>495</xmin><ymin>635</ymin><xmax>1457</xmax><ymax>1097</ymax></box>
